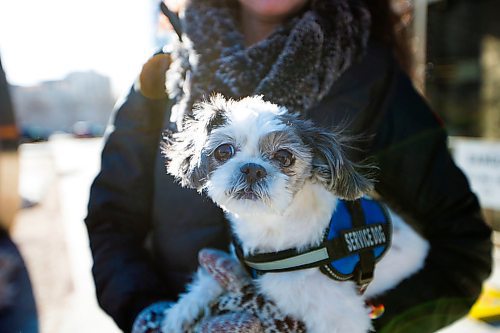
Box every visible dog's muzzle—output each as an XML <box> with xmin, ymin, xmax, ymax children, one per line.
<box><xmin>240</xmin><ymin>163</ymin><xmax>267</xmax><ymax>184</ymax></box>
<box><xmin>228</xmin><ymin>163</ymin><xmax>269</xmax><ymax>201</ymax></box>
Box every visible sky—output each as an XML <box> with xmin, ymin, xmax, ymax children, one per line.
<box><xmin>0</xmin><ymin>0</ymin><xmax>159</xmax><ymax>95</ymax></box>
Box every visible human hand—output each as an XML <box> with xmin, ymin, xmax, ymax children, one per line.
<box><xmin>196</xmin><ymin>248</ymin><xmax>306</xmax><ymax>333</ymax></box>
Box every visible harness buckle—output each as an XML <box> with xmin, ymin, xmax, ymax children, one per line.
<box><xmin>355</xmin><ymin>266</ymin><xmax>374</xmax><ymax>293</ymax></box>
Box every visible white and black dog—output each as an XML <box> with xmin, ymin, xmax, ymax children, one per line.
<box><xmin>162</xmin><ymin>95</ymin><xmax>429</xmax><ymax>333</ymax></box>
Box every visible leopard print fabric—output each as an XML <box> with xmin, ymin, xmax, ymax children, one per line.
<box><xmin>132</xmin><ymin>249</ymin><xmax>306</xmax><ymax>333</ymax></box>
<box><xmin>196</xmin><ymin>313</ymin><xmax>263</xmax><ymax>333</ymax></box>
<box><xmin>196</xmin><ymin>249</ymin><xmax>306</xmax><ymax>333</ymax></box>
<box><xmin>201</xmin><ymin>285</ymin><xmax>306</xmax><ymax>333</ymax></box>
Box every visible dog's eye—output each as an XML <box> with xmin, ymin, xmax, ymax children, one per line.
<box><xmin>273</xmin><ymin>149</ymin><xmax>294</xmax><ymax>167</ymax></box>
<box><xmin>214</xmin><ymin>143</ymin><xmax>235</xmax><ymax>162</ymax></box>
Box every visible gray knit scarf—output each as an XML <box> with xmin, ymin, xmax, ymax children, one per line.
<box><xmin>166</xmin><ymin>0</ymin><xmax>371</xmax><ymax>128</ymax></box>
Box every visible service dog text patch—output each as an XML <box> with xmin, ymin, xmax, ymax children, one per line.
<box><xmin>342</xmin><ymin>224</ymin><xmax>387</xmax><ymax>253</ymax></box>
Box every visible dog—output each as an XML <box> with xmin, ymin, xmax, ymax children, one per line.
<box><xmin>162</xmin><ymin>95</ymin><xmax>429</xmax><ymax>333</ymax></box>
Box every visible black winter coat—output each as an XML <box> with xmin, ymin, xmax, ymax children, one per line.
<box><xmin>85</xmin><ymin>42</ymin><xmax>492</xmax><ymax>333</ymax></box>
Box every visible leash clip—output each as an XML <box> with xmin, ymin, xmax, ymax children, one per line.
<box><xmin>355</xmin><ymin>266</ymin><xmax>374</xmax><ymax>294</ymax></box>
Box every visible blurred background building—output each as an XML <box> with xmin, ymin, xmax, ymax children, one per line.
<box><xmin>426</xmin><ymin>0</ymin><xmax>500</xmax><ymax>138</ymax></box>
<box><xmin>0</xmin><ymin>0</ymin><xmax>499</xmax><ymax>332</ymax></box>
<box><xmin>10</xmin><ymin>71</ymin><xmax>114</xmax><ymax>140</ymax></box>
<box><xmin>424</xmin><ymin>0</ymin><xmax>500</xmax><ymax>230</ymax></box>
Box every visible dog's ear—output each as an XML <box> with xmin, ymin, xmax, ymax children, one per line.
<box><xmin>162</xmin><ymin>124</ymin><xmax>209</xmax><ymax>190</ymax></box>
<box><xmin>162</xmin><ymin>95</ymin><xmax>228</xmax><ymax>190</ymax></box>
<box><xmin>288</xmin><ymin>116</ymin><xmax>373</xmax><ymax>200</ymax></box>
<box><xmin>310</xmin><ymin>130</ymin><xmax>373</xmax><ymax>200</ymax></box>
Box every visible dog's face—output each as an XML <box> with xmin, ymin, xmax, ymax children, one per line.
<box><xmin>164</xmin><ymin>95</ymin><xmax>372</xmax><ymax>214</ymax></box>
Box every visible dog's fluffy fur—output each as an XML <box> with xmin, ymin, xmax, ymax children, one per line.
<box><xmin>162</xmin><ymin>95</ymin><xmax>429</xmax><ymax>333</ymax></box>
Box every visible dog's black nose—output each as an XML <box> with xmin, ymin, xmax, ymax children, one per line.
<box><xmin>240</xmin><ymin>163</ymin><xmax>267</xmax><ymax>184</ymax></box>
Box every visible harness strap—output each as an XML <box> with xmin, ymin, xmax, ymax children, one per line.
<box><xmin>233</xmin><ymin>198</ymin><xmax>391</xmax><ymax>292</ymax></box>
<box><xmin>236</xmin><ymin>237</ymin><xmax>349</xmax><ymax>273</ymax></box>
<box><xmin>234</xmin><ymin>223</ymin><xmax>390</xmax><ymax>274</ymax></box>
<box><xmin>346</xmin><ymin>200</ymin><xmax>375</xmax><ymax>291</ymax></box>
<box><xmin>160</xmin><ymin>2</ymin><xmax>183</xmax><ymax>41</ymax></box>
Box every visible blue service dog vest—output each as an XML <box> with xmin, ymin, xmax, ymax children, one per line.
<box><xmin>234</xmin><ymin>198</ymin><xmax>392</xmax><ymax>288</ymax></box>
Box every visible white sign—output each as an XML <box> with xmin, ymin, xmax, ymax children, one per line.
<box><xmin>452</xmin><ymin>138</ymin><xmax>500</xmax><ymax>210</ymax></box>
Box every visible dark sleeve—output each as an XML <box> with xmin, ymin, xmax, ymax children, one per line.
<box><xmin>0</xmin><ymin>57</ymin><xmax>19</xmax><ymax>151</ymax></box>
<box><xmin>370</xmin><ymin>70</ymin><xmax>493</xmax><ymax>333</ymax></box>
<box><xmin>85</xmin><ymin>84</ymin><xmax>170</xmax><ymax>332</ymax></box>
<box><xmin>0</xmin><ymin>57</ymin><xmax>15</xmax><ymax>127</ymax></box>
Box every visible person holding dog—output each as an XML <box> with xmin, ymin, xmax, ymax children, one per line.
<box><xmin>85</xmin><ymin>0</ymin><xmax>492</xmax><ymax>332</ymax></box>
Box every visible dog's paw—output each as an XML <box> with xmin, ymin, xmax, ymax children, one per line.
<box><xmin>161</xmin><ymin>302</ymin><xmax>202</xmax><ymax>333</ymax></box>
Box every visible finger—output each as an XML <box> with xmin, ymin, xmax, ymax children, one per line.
<box><xmin>196</xmin><ymin>313</ymin><xmax>263</xmax><ymax>333</ymax></box>
<box><xmin>198</xmin><ymin>248</ymin><xmax>251</xmax><ymax>291</ymax></box>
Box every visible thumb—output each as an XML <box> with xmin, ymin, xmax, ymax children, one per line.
<box><xmin>198</xmin><ymin>248</ymin><xmax>251</xmax><ymax>292</ymax></box>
